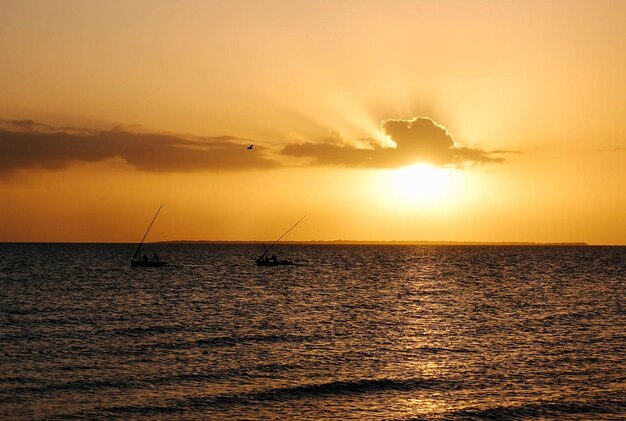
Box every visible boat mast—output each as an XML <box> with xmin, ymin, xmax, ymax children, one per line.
<box><xmin>133</xmin><ymin>204</ymin><xmax>163</xmax><ymax>260</ymax></box>
<box><xmin>259</xmin><ymin>215</ymin><xmax>306</xmax><ymax>260</ymax></box>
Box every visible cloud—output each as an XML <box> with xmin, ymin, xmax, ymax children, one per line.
<box><xmin>0</xmin><ymin>120</ymin><xmax>277</xmax><ymax>174</ymax></box>
<box><xmin>598</xmin><ymin>146</ymin><xmax>626</xmax><ymax>152</ymax></box>
<box><xmin>0</xmin><ymin>117</ymin><xmax>510</xmax><ymax>176</ymax></box>
<box><xmin>282</xmin><ymin>117</ymin><xmax>507</xmax><ymax>167</ymax></box>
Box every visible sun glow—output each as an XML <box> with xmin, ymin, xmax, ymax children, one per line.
<box><xmin>382</xmin><ymin>163</ymin><xmax>460</xmax><ymax>210</ymax></box>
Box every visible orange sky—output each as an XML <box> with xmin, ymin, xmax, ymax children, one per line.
<box><xmin>1</xmin><ymin>0</ymin><xmax>625</xmax><ymax>244</ymax></box>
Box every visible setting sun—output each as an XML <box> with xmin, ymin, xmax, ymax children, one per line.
<box><xmin>382</xmin><ymin>163</ymin><xmax>460</xmax><ymax>210</ymax></box>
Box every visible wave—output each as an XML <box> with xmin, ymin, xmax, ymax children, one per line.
<box><xmin>103</xmin><ymin>332</ymin><xmax>322</xmax><ymax>356</ymax></box>
<box><xmin>106</xmin><ymin>324</ymin><xmax>190</xmax><ymax>336</ymax></box>
<box><xmin>236</xmin><ymin>377</ymin><xmax>459</xmax><ymax>400</ymax></box>
<box><xmin>0</xmin><ymin>363</ymin><xmax>300</xmax><ymax>402</ymax></box>
<box><xmin>195</xmin><ymin>333</ymin><xmax>318</xmax><ymax>346</ymax></box>
<box><xmin>101</xmin><ymin>325</ymin><xmax>320</xmax><ymax>344</ymax></box>
<box><xmin>0</xmin><ymin>379</ymin><xmax>131</xmax><ymax>402</ymax></box>
<box><xmin>417</xmin><ymin>346</ymin><xmax>475</xmax><ymax>354</ymax></box>
<box><xmin>76</xmin><ymin>377</ymin><xmax>459</xmax><ymax>416</ymax></box>
<box><xmin>435</xmin><ymin>398</ymin><xmax>626</xmax><ymax>420</ymax></box>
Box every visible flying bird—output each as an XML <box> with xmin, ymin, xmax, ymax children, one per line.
<box><xmin>247</xmin><ymin>144</ymin><xmax>254</xmax><ymax>150</ymax></box>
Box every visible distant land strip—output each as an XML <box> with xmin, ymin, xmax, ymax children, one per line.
<box><xmin>156</xmin><ymin>240</ymin><xmax>589</xmax><ymax>246</ymax></box>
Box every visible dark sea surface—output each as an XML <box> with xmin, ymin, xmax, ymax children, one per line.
<box><xmin>0</xmin><ymin>243</ymin><xmax>624</xmax><ymax>420</ymax></box>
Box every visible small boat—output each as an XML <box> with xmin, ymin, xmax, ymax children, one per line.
<box><xmin>255</xmin><ymin>216</ymin><xmax>305</xmax><ymax>267</ymax></box>
<box><xmin>131</xmin><ymin>204</ymin><xmax>168</xmax><ymax>267</ymax></box>
<box><xmin>256</xmin><ymin>257</ymin><xmax>294</xmax><ymax>266</ymax></box>
<box><xmin>131</xmin><ymin>259</ymin><xmax>167</xmax><ymax>268</ymax></box>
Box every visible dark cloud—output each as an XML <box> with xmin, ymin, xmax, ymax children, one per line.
<box><xmin>0</xmin><ymin>120</ymin><xmax>277</xmax><ymax>174</ymax></box>
<box><xmin>281</xmin><ymin>129</ymin><xmax>378</xmax><ymax>167</ymax></box>
<box><xmin>5</xmin><ymin>119</ymin><xmax>39</xmax><ymax>130</ymax></box>
<box><xmin>282</xmin><ymin>117</ymin><xmax>507</xmax><ymax>167</ymax></box>
<box><xmin>0</xmin><ymin>117</ymin><xmax>510</xmax><ymax>176</ymax></box>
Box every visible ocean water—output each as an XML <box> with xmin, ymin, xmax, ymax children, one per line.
<box><xmin>0</xmin><ymin>243</ymin><xmax>624</xmax><ymax>420</ymax></box>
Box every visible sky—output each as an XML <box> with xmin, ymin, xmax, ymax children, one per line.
<box><xmin>0</xmin><ymin>0</ymin><xmax>625</xmax><ymax>244</ymax></box>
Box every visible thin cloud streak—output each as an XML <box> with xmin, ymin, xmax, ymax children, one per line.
<box><xmin>598</xmin><ymin>146</ymin><xmax>626</xmax><ymax>152</ymax></box>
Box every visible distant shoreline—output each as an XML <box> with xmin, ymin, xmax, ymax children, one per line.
<box><xmin>155</xmin><ymin>240</ymin><xmax>591</xmax><ymax>246</ymax></box>
<box><xmin>3</xmin><ymin>241</ymin><xmax>616</xmax><ymax>246</ymax></box>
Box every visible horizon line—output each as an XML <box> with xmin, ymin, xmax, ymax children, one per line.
<box><xmin>158</xmin><ymin>240</ymin><xmax>596</xmax><ymax>246</ymax></box>
<box><xmin>2</xmin><ymin>240</ymin><xmax>618</xmax><ymax>246</ymax></box>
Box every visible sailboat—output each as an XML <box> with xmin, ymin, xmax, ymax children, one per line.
<box><xmin>256</xmin><ymin>216</ymin><xmax>305</xmax><ymax>267</ymax></box>
<box><xmin>131</xmin><ymin>205</ymin><xmax>168</xmax><ymax>267</ymax></box>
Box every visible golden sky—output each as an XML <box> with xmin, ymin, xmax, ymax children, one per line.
<box><xmin>1</xmin><ymin>0</ymin><xmax>625</xmax><ymax>244</ymax></box>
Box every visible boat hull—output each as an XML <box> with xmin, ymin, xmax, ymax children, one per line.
<box><xmin>256</xmin><ymin>260</ymin><xmax>293</xmax><ymax>267</ymax></box>
<box><xmin>131</xmin><ymin>261</ymin><xmax>167</xmax><ymax>267</ymax></box>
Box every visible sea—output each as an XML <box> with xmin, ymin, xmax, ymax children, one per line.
<box><xmin>0</xmin><ymin>243</ymin><xmax>624</xmax><ymax>420</ymax></box>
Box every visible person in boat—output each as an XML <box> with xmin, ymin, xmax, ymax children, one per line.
<box><xmin>153</xmin><ymin>252</ymin><xmax>159</xmax><ymax>262</ymax></box>
<box><xmin>271</xmin><ymin>254</ymin><xmax>278</xmax><ymax>263</ymax></box>
<box><xmin>143</xmin><ymin>254</ymin><xmax>149</xmax><ymax>262</ymax></box>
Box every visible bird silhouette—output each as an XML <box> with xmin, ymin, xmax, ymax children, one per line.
<box><xmin>247</xmin><ymin>144</ymin><xmax>254</xmax><ymax>150</ymax></box>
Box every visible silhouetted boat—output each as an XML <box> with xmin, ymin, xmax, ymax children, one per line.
<box><xmin>131</xmin><ymin>205</ymin><xmax>168</xmax><ymax>268</ymax></box>
<box><xmin>256</xmin><ymin>257</ymin><xmax>294</xmax><ymax>266</ymax></box>
<box><xmin>256</xmin><ymin>216</ymin><xmax>305</xmax><ymax>267</ymax></box>
<box><xmin>131</xmin><ymin>259</ymin><xmax>167</xmax><ymax>268</ymax></box>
